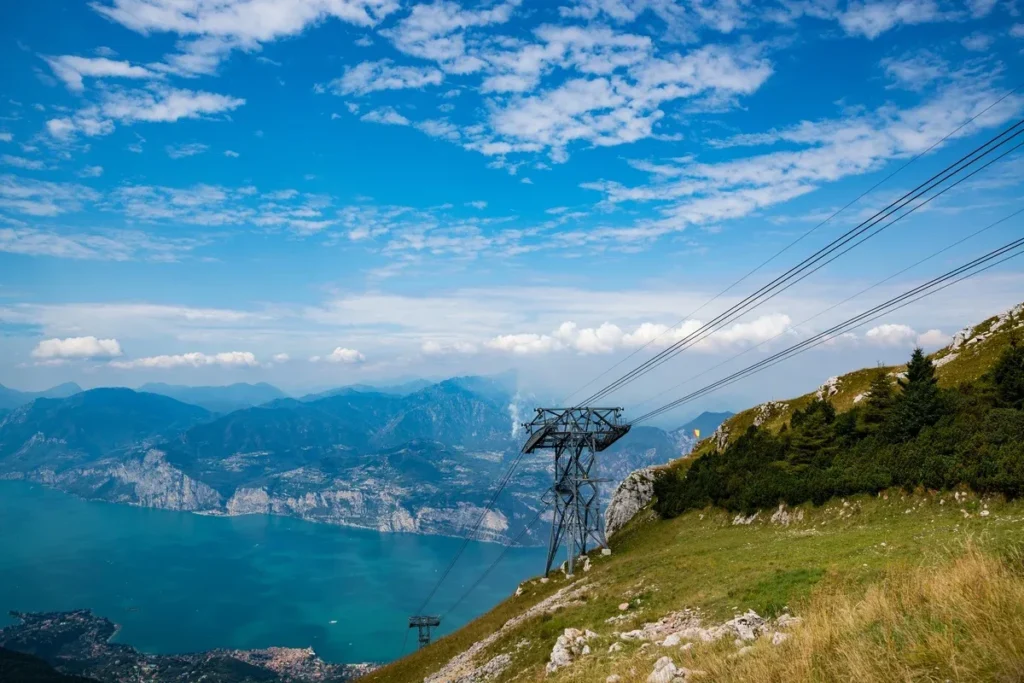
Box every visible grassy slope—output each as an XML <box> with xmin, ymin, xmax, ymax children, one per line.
<box><xmin>369</xmin><ymin>491</ymin><xmax>1024</xmax><ymax>682</ymax></box>
<box><xmin>366</xmin><ymin>307</ymin><xmax>1024</xmax><ymax>682</ymax></box>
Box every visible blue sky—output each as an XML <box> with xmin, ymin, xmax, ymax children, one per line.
<box><xmin>1</xmin><ymin>0</ymin><xmax>1023</xmax><ymax>422</ymax></box>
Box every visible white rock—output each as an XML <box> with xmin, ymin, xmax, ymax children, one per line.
<box><xmin>602</xmin><ymin>548</ymin><xmax>612</xmax><ymax>556</ymax></box>
<box><xmin>605</xmin><ymin>468</ymin><xmax>658</xmax><ymax>538</ymax></box>
<box><xmin>680</xmin><ymin>642</ymin><xmax>694</xmax><ymax>652</ymax></box>
<box><xmin>608</xmin><ymin>642</ymin><xmax>623</xmax><ymax>653</ymax></box>
<box><xmin>661</xmin><ymin>634</ymin><xmax>682</xmax><ymax>647</ymax></box>
<box><xmin>647</xmin><ymin>656</ymin><xmax>678</xmax><ymax>683</ymax></box>
<box><xmin>618</xmin><ymin>602</ymin><xmax>630</xmax><ymax>611</ymax></box>
<box><xmin>606</xmin><ymin>676</ymin><xmax>622</xmax><ymax>683</ymax></box>
<box><xmin>771</xmin><ymin>631</ymin><xmax>790</xmax><ymax>645</ymax></box>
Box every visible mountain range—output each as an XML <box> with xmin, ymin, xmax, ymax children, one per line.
<box><xmin>0</xmin><ymin>374</ymin><xmax>729</xmax><ymax>543</ymax></box>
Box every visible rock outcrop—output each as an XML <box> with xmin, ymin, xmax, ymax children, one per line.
<box><xmin>605</xmin><ymin>467</ymin><xmax>657</xmax><ymax>538</ymax></box>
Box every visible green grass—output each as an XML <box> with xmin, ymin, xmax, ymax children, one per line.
<box><xmin>365</xmin><ymin>490</ymin><xmax>1024</xmax><ymax>682</ymax></box>
<box><xmin>363</xmin><ymin>308</ymin><xmax>1024</xmax><ymax>682</ymax></box>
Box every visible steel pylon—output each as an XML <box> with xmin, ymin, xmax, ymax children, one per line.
<box><xmin>521</xmin><ymin>407</ymin><xmax>630</xmax><ymax>576</ymax></box>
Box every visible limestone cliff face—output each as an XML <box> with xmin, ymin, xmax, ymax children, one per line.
<box><xmin>41</xmin><ymin>449</ymin><xmax>221</xmax><ymax>512</ymax></box>
<box><xmin>223</xmin><ymin>485</ymin><xmax>511</xmax><ymax>538</ymax></box>
<box><xmin>605</xmin><ymin>467</ymin><xmax>657</xmax><ymax>538</ymax></box>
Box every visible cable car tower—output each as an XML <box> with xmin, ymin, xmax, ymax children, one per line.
<box><xmin>522</xmin><ymin>407</ymin><xmax>630</xmax><ymax>576</ymax></box>
<box><xmin>408</xmin><ymin>615</ymin><xmax>441</xmax><ymax>649</ymax></box>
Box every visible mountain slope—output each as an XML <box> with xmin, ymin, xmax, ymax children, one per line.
<box><xmin>0</xmin><ymin>389</ymin><xmax>210</xmax><ymax>467</ymax></box>
<box><xmin>365</xmin><ymin>302</ymin><xmax>1024</xmax><ymax>683</ymax></box>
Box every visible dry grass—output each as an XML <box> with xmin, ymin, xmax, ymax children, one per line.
<box><xmin>690</xmin><ymin>543</ymin><xmax>1024</xmax><ymax>683</ymax></box>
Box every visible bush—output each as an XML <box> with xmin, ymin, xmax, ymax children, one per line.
<box><xmin>654</xmin><ymin>345</ymin><xmax>1024</xmax><ymax>519</ymax></box>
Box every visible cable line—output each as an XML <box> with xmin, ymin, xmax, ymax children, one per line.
<box><xmin>560</xmin><ymin>83</ymin><xmax>1023</xmax><ymax>407</ymax></box>
<box><xmin>632</xmin><ymin>232</ymin><xmax>1024</xmax><ymax>424</ymax></box>
<box><xmin>630</xmin><ymin>204</ymin><xmax>1024</xmax><ymax>415</ymax></box>
<box><xmin>441</xmin><ymin>508</ymin><xmax>545</xmax><ymax>620</ymax></box>
<box><xmin>576</xmin><ymin>119</ymin><xmax>1024</xmax><ymax>406</ymax></box>
<box><xmin>608</xmin><ymin>137</ymin><xmax>1024</xmax><ymax>404</ymax></box>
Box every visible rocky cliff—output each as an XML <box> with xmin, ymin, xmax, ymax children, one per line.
<box><xmin>605</xmin><ymin>467</ymin><xmax>658</xmax><ymax>538</ymax></box>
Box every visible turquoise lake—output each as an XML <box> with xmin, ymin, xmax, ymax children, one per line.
<box><xmin>0</xmin><ymin>481</ymin><xmax>547</xmax><ymax>664</ymax></box>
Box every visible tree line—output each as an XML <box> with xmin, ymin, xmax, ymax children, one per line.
<box><xmin>654</xmin><ymin>328</ymin><xmax>1024</xmax><ymax>518</ymax></box>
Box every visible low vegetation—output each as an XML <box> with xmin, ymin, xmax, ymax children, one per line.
<box><xmin>368</xmin><ymin>306</ymin><xmax>1024</xmax><ymax>683</ymax></box>
<box><xmin>655</xmin><ymin>328</ymin><xmax>1024</xmax><ymax>517</ymax></box>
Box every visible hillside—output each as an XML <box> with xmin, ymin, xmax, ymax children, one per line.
<box><xmin>365</xmin><ymin>302</ymin><xmax>1024</xmax><ymax>683</ymax></box>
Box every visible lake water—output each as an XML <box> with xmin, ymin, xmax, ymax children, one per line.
<box><xmin>0</xmin><ymin>481</ymin><xmax>547</xmax><ymax>664</ymax></box>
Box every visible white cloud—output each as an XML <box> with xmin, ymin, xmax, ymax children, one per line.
<box><xmin>91</xmin><ymin>0</ymin><xmax>400</xmax><ymax>74</ymax></box>
<box><xmin>0</xmin><ymin>133</ymin><xmax>12</xmax><ymax>142</ymax></box>
<box><xmin>43</xmin><ymin>55</ymin><xmax>157</xmax><ymax>92</ymax></box>
<box><xmin>881</xmin><ymin>51</ymin><xmax>948</xmax><ymax>91</ymax></box>
<box><xmin>838</xmin><ymin>0</ymin><xmax>951</xmax><ymax>40</ymax></box>
<box><xmin>361</xmin><ymin>107</ymin><xmax>410</xmax><ymax>126</ymax></box>
<box><xmin>422</xmin><ymin>340</ymin><xmax>478</xmax><ymax>355</ymax></box>
<box><xmin>0</xmin><ymin>175</ymin><xmax>99</xmax><ymax>216</ymax></box>
<box><xmin>383</xmin><ymin>0</ymin><xmax>521</xmax><ymax>73</ymax></box>
<box><xmin>47</xmin><ymin>86</ymin><xmax>245</xmax><ymax>140</ymax></box>
<box><xmin>79</xmin><ymin>165</ymin><xmax>104</xmax><ymax>178</ymax></box>
<box><xmin>1</xmin><ymin>155</ymin><xmax>45</xmax><ymax>171</ymax></box>
<box><xmin>324</xmin><ymin>347</ymin><xmax>365</xmax><ymax>363</ymax></box>
<box><xmin>485</xmin><ymin>314</ymin><xmax>792</xmax><ymax>355</ymax></box>
<box><xmin>224</xmin><ymin>150</ymin><xmax>240</xmax><ymax>157</ymax></box>
<box><xmin>580</xmin><ymin>74</ymin><xmax>1023</xmax><ymax>248</ymax></box>
<box><xmin>916</xmin><ymin>328</ymin><xmax>950</xmax><ymax>348</ymax></box>
<box><xmin>31</xmin><ymin>336</ymin><xmax>123</xmax><ymax>359</ymax></box>
<box><xmin>329</xmin><ymin>59</ymin><xmax>443</xmax><ymax>95</ymax></box>
<box><xmin>272</xmin><ymin>352</ymin><xmax>290</xmax><ymax>362</ymax></box>
<box><xmin>960</xmin><ymin>32</ymin><xmax>993</xmax><ymax>52</ymax></box>
<box><xmin>166</xmin><ymin>142</ymin><xmax>209</xmax><ymax>159</ymax></box>
<box><xmin>865</xmin><ymin>323</ymin><xmax>918</xmax><ymax>346</ymax></box>
<box><xmin>466</xmin><ymin>200</ymin><xmax>487</xmax><ymax>209</ymax></box>
<box><xmin>110</xmin><ymin>350</ymin><xmax>259</xmax><ymax>369</ymax></box>
<box><xmin>0</xmin><ymin>227</ymin><xmax>206</xmax><ymax>261</ymax></box>
<box><xmin>1012</xmin><ymin>24</ymin><xmax>1024</xmax><ymax>38</ymax></box>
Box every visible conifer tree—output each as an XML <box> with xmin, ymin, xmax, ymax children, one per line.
<box><xmin>859</xmin><ymin>367</ymin><xmax>894</xmax><ymax>434</ymax></box>
<box><xmin>888</xmin><ymin>348</ymin><xmax>942</xmax><ymax>440</ymax></box>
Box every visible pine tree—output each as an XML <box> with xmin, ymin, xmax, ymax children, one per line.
<box><xmin>990</xmin><ymin>342</ymin><xmax>1024</xmax><ymax>409</ymax></box>
<box><xmin>859</xmin><ymin>367</ymin><xmax>894</xmax><ymax>434</ymax></box>
<box><xmin>887</xmin><ymin>348</ymin><xmax>942</xmax><ymax>441</ymax></box>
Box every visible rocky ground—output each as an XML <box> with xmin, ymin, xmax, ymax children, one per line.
<box><xmin>0</xmin><ymin>611</ymin><xmax>374</xmax><ymax>683</ymax></box>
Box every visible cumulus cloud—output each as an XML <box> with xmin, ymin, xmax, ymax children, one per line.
<box><xmin>78</xmin><ymin>166</ymin><xmax>104</xmax><ymax>178</ymax></box>
<box><xmin>272</xmin><ymin>352</ymin><xmax>290</xmax><ymax>362</ymax></box>
<box><xmin>32</xmin><ymin>336</ymin><xmax>123</xmax><ymax>359</ymax></box>
<box><xmin>485</xmin><ymin>314</ymin><xmax>792</xmax><ymax>355</ymax></box>
<box><xmin>916</xmin><ymin>328</ymin><xmax>950</xmax><ymax>348</ymax></box>
<box><xmin>317</xmin><ymin>347</ymin><xmax>365</xmax><ymax>363</ymax></box>
<box><xmin>0</xmin><ymin>133</ymin><xmax>12</xmax><ymax>143</ymax></box>
<box><xmin>329</xmin><ymin>59</ymin><xmax>443</xmax><ymax>95</ymax></box>
<box><xmin>865</xmin><ymin>323</ymin><xmax>919</xmax><ymax>346</ymax></box>
<box><xmin>110</xmin><ymin>350</ymin><xmax>259</xmax><ymax>369</ymax></box>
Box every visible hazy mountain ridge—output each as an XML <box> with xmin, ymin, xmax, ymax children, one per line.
<box><xmin>0</xmin><ymin>382</ymin><xmax>82</xmax><ymax>410</ymax></box>
<box><xmin>0</xmin><ymin>377</ymin><xmax>729</xmax><ymax>543</ymax></box>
